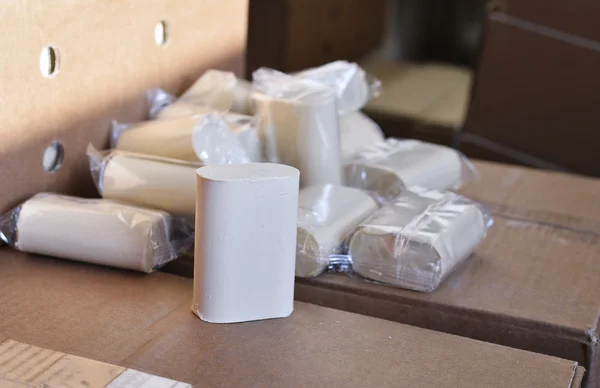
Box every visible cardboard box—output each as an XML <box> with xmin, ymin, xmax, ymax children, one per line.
<box><xmin>296</xmin><ymin>216</ymin><xmax>600</xmax><ymax>387</ymax></box>
<box><xmin>0</xmin><ymin>0</ymin><xmax>248</xmax><ymax>214</ymax></box>
<box><xmin>461</xmin><ymin>13</ymin><xmax>600</xmax><ymax>176</ymax></box>
<box><xmin>460</xmin><ymin>161</ymin><xmax>600</xmax><ymax>235</ymax></box>
<box><xmin>0</xmin><ymin>251</ymin><xmax>586</xmax><ymax>387</ymax></box>
<box><xmin>362</xmin><ymin>60</ymin><xmax>472</xmax><ymax>146</ymax></box>
<box><xmin>500</xmin><ymin>0</ymin><xmax>600</xmax><ymax>43</ymax></box>
<box><xmin>246</xmin><ymin>0</ymin><xmax>386</xmax><ymax>76</ymax></box>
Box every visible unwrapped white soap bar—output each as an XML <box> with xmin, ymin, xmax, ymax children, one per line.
<box><xmin>180</xmin><ymin>69</ymin><xmax>252</xmax><ymax>114</ymax></box>
<box><xmin>349</xmin><ymin>189</ymin><xmax>490</xmax><ymax>292</ymax></box>
<box><xmin>89</xmin><ymin>147</ymin><xmax>199</xmax><ymax>216</ymax></box>
<box><xmin>1</xmin><ymin>193</ymin><xmax>182</xmax><ymax>273</ymax></box>
<box><xmin>193</xmin><ymin>163</ymin><xmax>299</xmax><ymax>323</ymax></box>
<box><xmin>156</xmin><ymin>102</ymin><xmax>262</xmax><ymax>162</ymax></box>
<box><xmin>112</xmin><ymin>115</ymin><xmax>251</xmax><ymax>164</ymax></box>
<box><xmin>253</xmin><ymin>68</ymin><xmax>343</xmax><ymax>186</ymax></box>
<box><xmin>296</xmin><ymin>185</ymin><xmax>378</xmax><ymax>277</ymax></box>
<box><xmin>346</xmin><ymin>139</ymin><xmax>473</xmax><ymax>199</ymax></box>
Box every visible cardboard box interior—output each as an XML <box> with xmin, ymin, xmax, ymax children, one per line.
<box><xmin>0</xmin><ymin>252</ymin><xmax>585</xmax><ymax>388</ymax></box>
<box><xmin>462</xmin><ymin>12</ymin><xmax>600</xmax><ymax>176</ymax></box>
<box><xmin>361</xmin><ymin>60</ymin><xmax>472</xmax><ymax>146</ymax></box>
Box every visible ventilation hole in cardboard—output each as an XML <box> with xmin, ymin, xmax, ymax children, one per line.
<box><xmin>42</xmin><ymin>141</ymin><xmax>64</xmax><ymax>173</ymax></box>
<box><xmin>40</xmin><ymin>46</ymin><xmax>60</xmax><ymax>78</ymax></box>
<box><xmin>154</xmin><ymin>21</ymin><xmax>169</xmax><ymax>46</ymax></box>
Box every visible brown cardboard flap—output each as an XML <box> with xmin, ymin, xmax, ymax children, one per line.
<box><xmin>464</xmin><ymin>13</ymin><xmax>600</xmax><ymax>176</ymax></box>
<box><xmin>296</xmin><ymin>217</ymin><xmax>600</xmax><ymax>386</ymax></box>
<box><xmin>0</xmin><ymin>0</ymin><xmax>248</xmax><ymax>213</ymax></box>
<box><xmin>460</xmin><ymin>161</ymin><xmax>600</xmax><ymax>235</ymax></box>
<box><xmin>0</xmin><ymin>251</ymin><xmax>583</xmax><ymax>387</ymax></box>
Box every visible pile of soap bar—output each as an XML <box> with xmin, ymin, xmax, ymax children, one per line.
<box><xmin>0</xmin><ymin>61</ymin><xmax>491</xmax><ymax>295</ymax></box>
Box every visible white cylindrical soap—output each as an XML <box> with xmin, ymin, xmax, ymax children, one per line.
<box><xmin>100</xmin><ymin>152</ymin><xmax>198</xmax><ymax>215</ymax></box>
<box><xmin>296</xmin><ymin>185</ymin><xmax>378</xmax><ymax>277</ymax></box>
<box><xmin>253</xmin><ymin>77</ymin><xmax>342</xmax><ymax>186</ymax></box>
<box><xmin>193</xmin><ymin>163</ymin><xmax>300</xmax><ymax>323</ymax></box>
<box><xmin>15</xmin><ymin>193</ymin><xmax>175</xmax><ymax>273</ymax></box>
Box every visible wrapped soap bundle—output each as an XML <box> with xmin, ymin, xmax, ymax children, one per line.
<box><xmin>257</xmin><ymin>62</ymin><xmax>385</xmax><ymax>164</ymax></box>
<box><xmin>296</xmin><ymin>185</ymin><xmax>378</xmax><ymax>277</ymax></box>
<box><xmin>178</xmin><ymin>69</ymin><xmax>252</xmax><ymax>114</ymax></box>
<box><xmin>345</xmin><ymin>138</ymin><xmax>477</xmax><ymax>202</ymax></box>
<box><xmin>252</xmin><ymin>68</ymin><xmax>343</xmax><ymax>186</ymax></box>
<box><xmin>0</xmin><ymin>193</ymin><xmax>193</xmax><ymax>273</ymax></box>
<box><xmin>348</xmin><ymin>189</ymin><xmax>492</xmax><ymax>292</ymax></box>
<box><xmin>111</xmin><ymin>113</ymin><xmax>257</xmax><ymax>163</ymax></box>
<box><xmin>88</xmin><ymin>145</ymin><xmax>199</xmax><ymax>216</ymax></box>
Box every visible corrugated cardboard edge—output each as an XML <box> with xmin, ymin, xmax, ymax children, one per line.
<box><xmin>572</xmin><ymin>366</ymin><xmax>587</xmax><ymax>388</ymax></box>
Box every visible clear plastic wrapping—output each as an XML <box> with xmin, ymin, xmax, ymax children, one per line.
<box><xmin>252</xmin><ymin>68</ymin><xmax>343</xmax><ymax>186</ymax></box>
<box><xmin>349</xmin><ymin>189</ymin><xmax>493</xmax><ymax>292</ymax></box>
<box><xmin>146</xmin><ymin>88</ymin><xmax>176</xmax><ymax>120</ymax></box>
<box><xmin>339</xmin><ymin>111</ymin><xmax>385</xmax><ymax>164</ymax></box>
<box><xmin>296</xmin><ymin>185</ymin><xmax>378</xmax><ymax>277</ymax></box>
<box><xmin>0</xmin><ymin>193</ymin><xmax>193</xmax><ymax>273</ymax></box>
<box><xmin>88</xmin><ymin>145</ymin><xmax>200</xmax><ymax>216</ymax></box>
<box><xmin>111</xmin><ymin>114</ymin><xmax>252</xmax><ymax>164</ymax></box>
<box><xmin>179</xmin><ymin>69</ymin><xmax>252</xmax><ymax>114</ymax></box>
<box><xmin>345</xmin><ymin>139</ymin><xmax>478</xmax><ymax>202</ymax></box>
<box><xmin>295</xmin><ymin>60</ymin><xmax>382</xmax><ymax>114</ymax></box>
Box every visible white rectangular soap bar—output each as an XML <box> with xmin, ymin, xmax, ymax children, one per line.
<box><xmin>339</xmin><ymin>111</ymin><xmax>384</xmax><ymax>164</ymax></box>
<box><xmin>349</xmin><ymin>189</ymin><xmax>490</xmax><ymax>292</ymax></box>
<box><xmin>193</xmin><ymin>163</ymin><xmax>300</xmax><ymax>323</ymax></box>
<box><xmin>95</xmin><ymin>151</ymin><xmax>199</xmax><ymax>216</ymax></box>
<box><xmin>252</xmin><ymin>69</ymin><xmax>343</xmax><ymax>186</ymax></box>
<box><xmin>346</xmin><ymin>139</ymin><xmax>471</xmax><ymax>198</ymax></box>
<box><xmin>11</xmin><ymin>193</ymin><xmax>178</xmax><ymax>273</ymax></box>
<box><xmin>296</xmin><ymin>185</ymin><xmax>378</xmax><ymax>277</ymax></box>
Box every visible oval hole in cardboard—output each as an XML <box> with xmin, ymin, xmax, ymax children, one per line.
<box><xmin>154</xmin><ymin>21</ymin><xmax>169</xmax><ymax>47</ymax></box>
<box><xmin>42</xmin><ymin>141</ymin><xmax>64</xmax><ymax>173</ymax></box>
<box><xmin>40</xmin><ymin>46</ymin><xmax>60</xmax><ymax>78</ymax></box>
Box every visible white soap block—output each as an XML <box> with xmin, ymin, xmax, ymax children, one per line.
<box><xmin>193</xmin><ymin>163</ymin><xmax>300</xmax><ymax>323</ymax></box>
<box><xmin>13</xmin><ymin>193</ymin><xmax>177</xmax><ymax>272</ymax></box>
<box><xmin>346</xmin><ymin>139</ymin><xmax>469</xmax><ymax>199</ymax></box>
<box><xmin>253</xmin><ymin>72</ymin><xmax>342</xmax><ymax>186</ymax></box>
<box><xmin>99</xmin><ymin>152</ymin><xmax>198</xmax><ymax>216</ymax></box>
<box><xmin>156</xmin><ymin>102</ymin><xmax>262</xmax><ymax>162</ymax></box>
<box><xmin>339</xmin><ymin>111</ymin><xmax>384</xmax><ymax>164</ymax></box>
<box><xmin>180</xmin><ymin>70</ymin><xmax>252</xmax><ymax>114</ymax></box>
<box><xmin>296</xmin><ymin>185</ymin><xmax>378</xmax><ymax>277</ymax></box>
<box><xmin>112</xmin><ymin>115</ymin><xmax>251</xmax><ymax>164</ymax></box>
<box><xmin>349</xmin><ymin>189</ymin><xmax>490</xmax><ymax>292</ymax></box>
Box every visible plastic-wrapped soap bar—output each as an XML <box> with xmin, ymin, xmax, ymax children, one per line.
<box><xmin>349</xmin><ymin>189</ymin><xmax>492</xmax><ymax>292</ymax></box>
<box><xmin>295</xmin><ymin>60</ymin><xmax>381</xmax><ymax>114</ymax></box>
<box><xmin>339</xmin><ymin>111</ymin><xmax>385</xmax><ymax>164</ymax></box>
<box><xmin>345</xmin><ymin>139</ymin><xmax>476</xmax><ymax>201</ymax></box>
<box><xmin>297</xmin><ymin>185</ymin><xmax>378</xmax><ymax>277</ymax></box>
<box><xmin>111</xmin><ymin>114</ymin><xmax>251</xmax><ymax>164</ymax></box>
<box><xmin>0</xmin><ymin>193</ymin><xmax>192</xmax><ymax>273</ymax></box>
<box><xmin>180</xmin><ymin>69</ymin><xmax>252</xmax><ymax>114</ymax></box>
<box><xmin>252</xmin><ymin>68</ymin><xmax>343</xmax><ymax>186</ymax></box>
<box><xmin>88</xmin><ymin>146</ymin><xmax>199</xmax><ymax>216</ymax></box>
<box><xmin>155</xmin><ymin>102</ymin><xmax>262</xmax><ymax>162</ymax></box>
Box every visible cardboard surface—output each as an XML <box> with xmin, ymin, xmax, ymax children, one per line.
<box><xmin>462</xmin><ymin>13</ymin><xmax>600</xmax><ymax>176</ymax></box>
<box><xmin>362</xmin><ymin>60</ymin><xmax>471</xmax><ymax>145</ymax></box>
<box><xmin>0</xmin><ymin>250</ymin><xmax>584</xmax><ymax>387</ymax></box>
<box><xmin>0</xmin><ymin>0</ymin><xmax>248</xmax><ymax>214</ymax></box>
<box><xmin>460</xmin><ymin>161</ymin><xmax>600</xmax><ymax>235</ymax></box>
<box><xmin>501</xmin><ymin>0</ymin><xmax>600</xmax><ymax>43</ymax></box>
<box><xmin>296</xmin><ymin>216</ymin><xmax>600</xmax><ymax>387</ymax></box>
